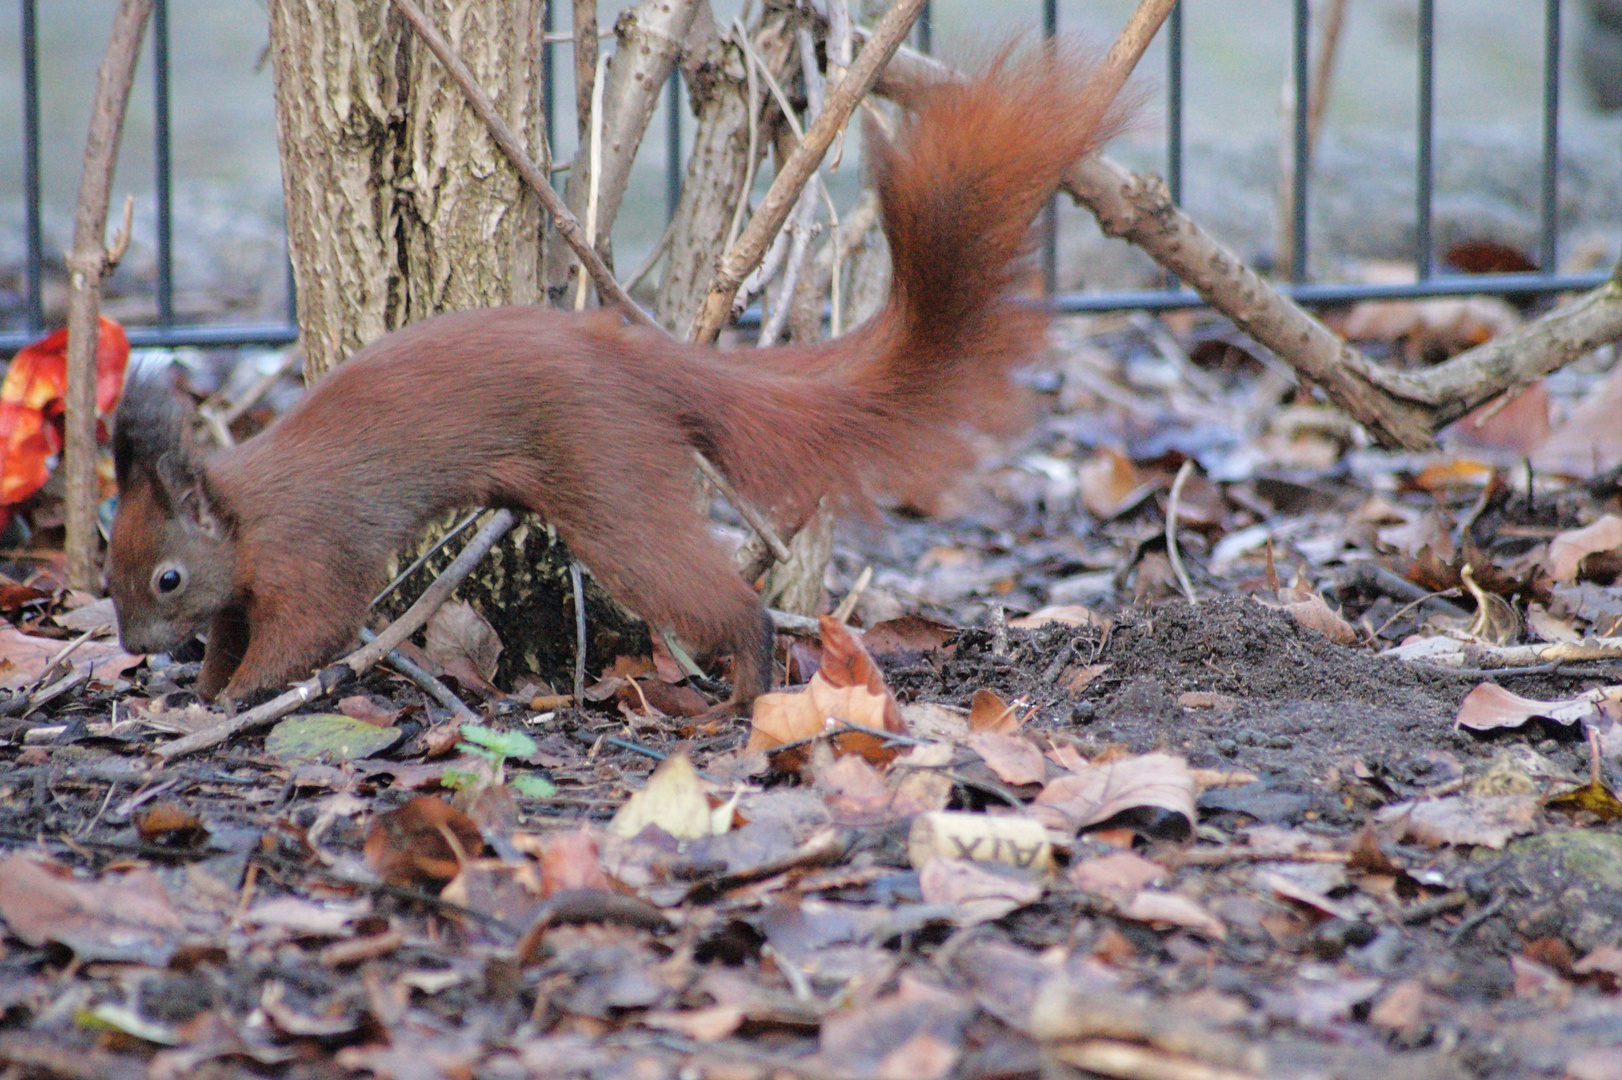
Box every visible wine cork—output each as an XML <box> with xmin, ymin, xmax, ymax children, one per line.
<box><xmin>907</xmin><ymin>811</ymin><xmax>1054</xmax><ymax>872</ymax></box>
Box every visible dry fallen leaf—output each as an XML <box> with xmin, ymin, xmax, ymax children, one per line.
<box><xmin>1375</xmin><ymin>794</ymin><xmax>1541</xmax><ymax>849</ymax></box>
<box><xmin>963</xmin><ymin>729</ymin><xmax>1046</xmax><ymax>786</ymax></box>
<box><xmin>1119</xmin><ymin>890</ymin><xmax>1226</xmax><ymax>940</ymax></box>
<box><xmin>365</xmin><ymin>795</ymin><xmax>486</xmax><ymax>886</ymax></box>
<box><xmin>918</xmin><ymin>856</ymin><xmax>1045</xmax><ymax>926</ymax></box>
<box><xmin>1032</xmin><ymin>752</ymin><xmax>1196</xmax><ymax>839</ymax></box>
<box><xmin>1545</xmin><ymin>515</ymin><xmax>1622</xmax><ymax>583</ymax></box>
<box><xmin>424</xmin><ymin>600</ymin><xmax>503</xmax><ymax>691</ymax></box>
<box><xmin>1067</xmin><ymin>851</ymin><xmax>1166</xmax><ymax>900</ymax></box>
<box><xmin>1007</xmin><ymin>604</ymin><xmax>1109</xmax><ymax>630</ymax></box>
<box><xmin>1078</xmin><ymin>446</ymin><xmax>1156</xmax><ymax>520</ymax></box>
<box><xmin>609</xmin><ymin>750</ymin><xmax>719</xmax><ymax>840</ymax></box>
<box><xmin>0</xmin><ymin>853</ymin><xmax>187</xmax><ymax>964</ymax></box>
<box><xmin>1454</xmin><ymin>682</ymin><xmax>1614</xmax><ymax>731</ymax></box>
<box><xmin>1267</xmin><ymin>588</ymin><xmax>1357</xmax><ymax>645</ymax></box>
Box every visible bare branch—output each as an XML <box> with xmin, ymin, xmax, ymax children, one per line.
<box><xmin>64</xmin><ymin>0</ymin><xmax>155</xmax><ymax>591</ymax></box>
<box><xmin>687</xmin><ymin>0</ymin><xmax>929</xmax><ymax>344</ymax></box>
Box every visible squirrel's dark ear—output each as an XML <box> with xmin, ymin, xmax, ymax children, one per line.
<box><xmin>155</xmin><ymin>453</ymin><xmax>223</xmax><ymax>538</ymax></box>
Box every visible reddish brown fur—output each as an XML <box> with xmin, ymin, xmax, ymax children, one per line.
<box><xmin>107</xmin><ymin>43</ymin><xmax>1126</xmax><ymax>707</ymax></box>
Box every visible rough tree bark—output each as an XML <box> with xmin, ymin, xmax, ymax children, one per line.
<box><xmin>268</xmin><ymin>0</ymin><xmax>643</xmax><ymax>689</ymax></box>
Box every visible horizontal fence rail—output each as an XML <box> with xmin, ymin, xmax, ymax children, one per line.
<box><xmin>1</xmin><ymin>0</ymin><xmax>1588</xmax><ymax>356</ymax></box>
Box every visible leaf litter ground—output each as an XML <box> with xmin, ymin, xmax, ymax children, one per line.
<box><xmin>7</xmin><ymin>305</ymin><xmax>1622</xmax><ymax>1079</ymax></box>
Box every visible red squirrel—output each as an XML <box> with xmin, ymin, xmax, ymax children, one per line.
<box><xmin>107</xmin><ymin>44</ymin><xmax>1126</xmax><ymax>709</ymax></box>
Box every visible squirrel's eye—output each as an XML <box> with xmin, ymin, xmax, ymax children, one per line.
<box><xmin>154</xmin><ymin>567</ymin><xmax>185</xmax><ymax>595</ymax></box>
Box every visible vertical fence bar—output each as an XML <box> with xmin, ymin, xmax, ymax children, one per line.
<box><xmin>1041</xmin><ymin>0</ymin><xmax>1058</xmax><ymax>295</ymax></box>
<box><xmin>152</xmin><ymin>0</ymin><xmax>174</xmax><ymax>326</ymax></box>
<box><xmin>1541</xmin><ymin>0</ymin><xmax>1561</xmax><ymax>272</ymax></box>
<box><xmin>21</xmin><ymin>0</ymin><xmax>43</xmax><ymax>333</ymax></box>
<box><xmin>1290</xmin><ymin>0</ymin><xmax>1310</xmax><ymax>283</ymax></box>
<box><xmin>1416</xmin><ymin>0</ymin><xmax>1434</xmax><ymax>279</ymax></box>
<box><xmin>666</xmin><ymin>72</ymin><xmax>682</xmax><ymax>221</ymax></box>
<box><xmin>917</xmin><ymin>0</ymin><xmax>932</xmax><ymax>55</ymax></box>
<box><xmin>1166</xmin><ymin>0</ymin><xmax>1182</xmax><ymax>207</ymax></box>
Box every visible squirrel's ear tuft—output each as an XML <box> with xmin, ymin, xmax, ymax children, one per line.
<box><xmin>112</xmin><ymin>358</ymin><xmax>198</xmax><ymax>492</ymax></box>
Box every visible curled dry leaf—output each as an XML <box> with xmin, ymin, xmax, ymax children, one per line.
<box><xmin>815</xmin><ymin>614</ymin><xmax>905</xmax><ymax>731</ymax></box>
<box><xmin>1454</xmin><ymin>682</ymin><xmax>1617</xmax><ymax>731</ymax></box>
<box><xmin>365</xmin><ymin>795</ymin><xmax>486</xmax><ymax>886</ymax></box>
<box><xmin>968</xmin><ymin>687</ymin><xmax>1022</xmax><ymax>733</ymax></box>
<box><xmin>609</xmin><ymin>750</ymin><xmax>720</xmax><ymax>841</ymax></box>
<box><xmin>1007</xmin><ymin>604</ymin><xmax>1109</xmax><ymax>630</ymax></box>
<box><xmin>1032</xmin><ymin>752</ymin><xmax>1196</xmax><ymax>839</ymax></box>
<box><xmin>1546</xmin><ymin>515</ymin><xmax>1622</xmax><ymax>583</ymax></box>
<box><xmin>1078</xmin><ymin>446</ymin><xmax>1155</xmax><ymax>520</ymax></box>
<box><xmin>1266</xmin><ymin>588</ymin><xmax>1357</xmax><ymax>646</ymax></box>
<box><xmin>1375</xmin><ymin>794</ymin><xmax>1541</xmax><ymax>849</ymax></box>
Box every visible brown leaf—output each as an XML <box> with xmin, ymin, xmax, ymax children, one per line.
<box><xmin>0</xmin><ymin>853</ymin><xmax>186</xmax><ymax>964</ymax></box>
<box><xmin>0</xmin><ymin>626</ymin><xmax>141</xmax><ymax>690</ymax></box>
<box><xmin>963</xmin><ymin>729</ymin><xmax>1046</xmax><ymax>785</ymax></box>
<box><xmin>1454</xmin><ymin>682</ymin><xmax>1613</xmax><ymax>731</ymax></box>
<box><xmin>1007</xmin><ymin>604</ymin><xmax>1109</xmax><ymax>630</ymax></box>
<box><xmin>814</xmin><ymin>976</ymin><xmax>975</xmax><ymax>1080</ymax></box>
<box><xmin>967</xmin><ymin>688</ymin><xmax>1022</xmax><ymax>733</ymax></box>
<box><xmin>862</xmin><ymin>614</ymin><xmax>957</xmax><ymax>658</ymax></box>
<box><xmin>1375</xmin><ymin>794</ymin><xmax>1541</xmax><ymax>849</ymax></box>
<box><xmin>424</xmin><ymin>600</ymin><xmax>503</xmax><ymax>690</ymax></box>
<box><xmin>1067</xmin><ymin>851</ymin><xmax>1166</xmax><ymax>900</ymax></box>
<box><xmin>918</xmin><ymin>856</ymin><xmax>1045</xmax><ymax>926</ymax></box>
<box><xmin>511</xmin><ymin>826</ymin><xmax>613</xmax><ymax>896</ymax></box>
<box><xmin>135</xmin><ymin>802</ymin><xmax>204</xmax><ymax>845</ymax></box>
<box><xmin>1546</xmin><ymin>515</ymin><xmax>1622</xmax><ymax>582</ymax></box>
<box><xmin>1078</xmin><ymin>446</ymin><xmax>1155</xmax><ymax>519</ymax></box>
<box><xmin>1032</xmin><ymin>752</ymin><xmax>1196</xmax><ymax>839</ymax></box>
<box><xmin>1268</xmin><ymin>588</ymin><xmax>1357</xmax><ymax>645</ymax></box>
<box><xmin>365</xmin><ymin>795</ymin><xmax>486</xmax><ymax>886</ymax></box>
<box><xmin>815</xmin><ymin>615</ymin><xmax>904</xmax><ymax>733</ymax></box>
<box><xmin>1119</xmin><ymin>890</ymin><xmax>1226</xmax><ymax>940</ymax></box>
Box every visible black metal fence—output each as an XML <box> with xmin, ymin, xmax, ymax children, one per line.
<box><xmin>1</xmin><ymin>0</ymin><xmax>1606</xmax><ymax>355</ymax></box>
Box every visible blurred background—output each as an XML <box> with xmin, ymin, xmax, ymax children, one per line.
<box><xmin>0</xmin><ymin>0</ymin><xmax>1618</xmax><ymax>337</ymax></box>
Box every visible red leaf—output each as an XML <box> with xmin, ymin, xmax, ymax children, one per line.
<box><xmin>0</xmin><ymin>318</ymin><xmax>130</xmax><ymax>508</ymax></box>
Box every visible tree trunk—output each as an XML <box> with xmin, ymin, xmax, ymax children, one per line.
<box><xmin>267</xmin><ymin>0</ymin><xmax>649</xmax><ymax>691</ymax></box>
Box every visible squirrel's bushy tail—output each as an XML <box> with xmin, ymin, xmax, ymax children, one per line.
<box><xmin>685</xmin><ymin>39</ymin><xmax>1131</xmax><ymax>525</ymax></box>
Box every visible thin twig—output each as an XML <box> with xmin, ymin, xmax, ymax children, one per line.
<box><xmin>831</xmin><ymin>565</ymin><xmax>871</xmax><ymax>625</ymax></box>
<box><xmin>573</xmin><ymin>47</ymin><xmax>610</xmax><ymax>311</ymax></box>
<box><xmin>722</xmin><ymin>18</ymin><xmax>763</xmax><ymax>257</ymax></box>
<box><xmin>689</xmin><ymin>0</ymin><xmax>929</xmax><ymax>343</ymax></box>
<box><xmin>371</xmin><ymin>511</ymin><xmax>483</xmax><ymax>608</ymax></box>
<box><xmin>570</xmin><ymin>558</ymin><xmax>588</xmax><ymax>704</ymax></box>
<box><xmin>155</xmin><ymin>510</ymin><xmax>516</xmax><ymax>760</ymax></box>
<box><xmin>356</xmin><ymin>627</ymin><xmax>476</xmax><ymax>722</ymax></box>
<box><xmin>1166</xmin><ymin>459</ymin><xmax>1198</xmax><ymax>604</ymax></box>
<box><xmin>63</xmin><ymin>0</ymin><xmax>156</xmax><ymax>590</ymax></box>
<box><xmin>693</xmin><ymin>450</ymin><xmax>791</xmax><ymax>562</ymax></box>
